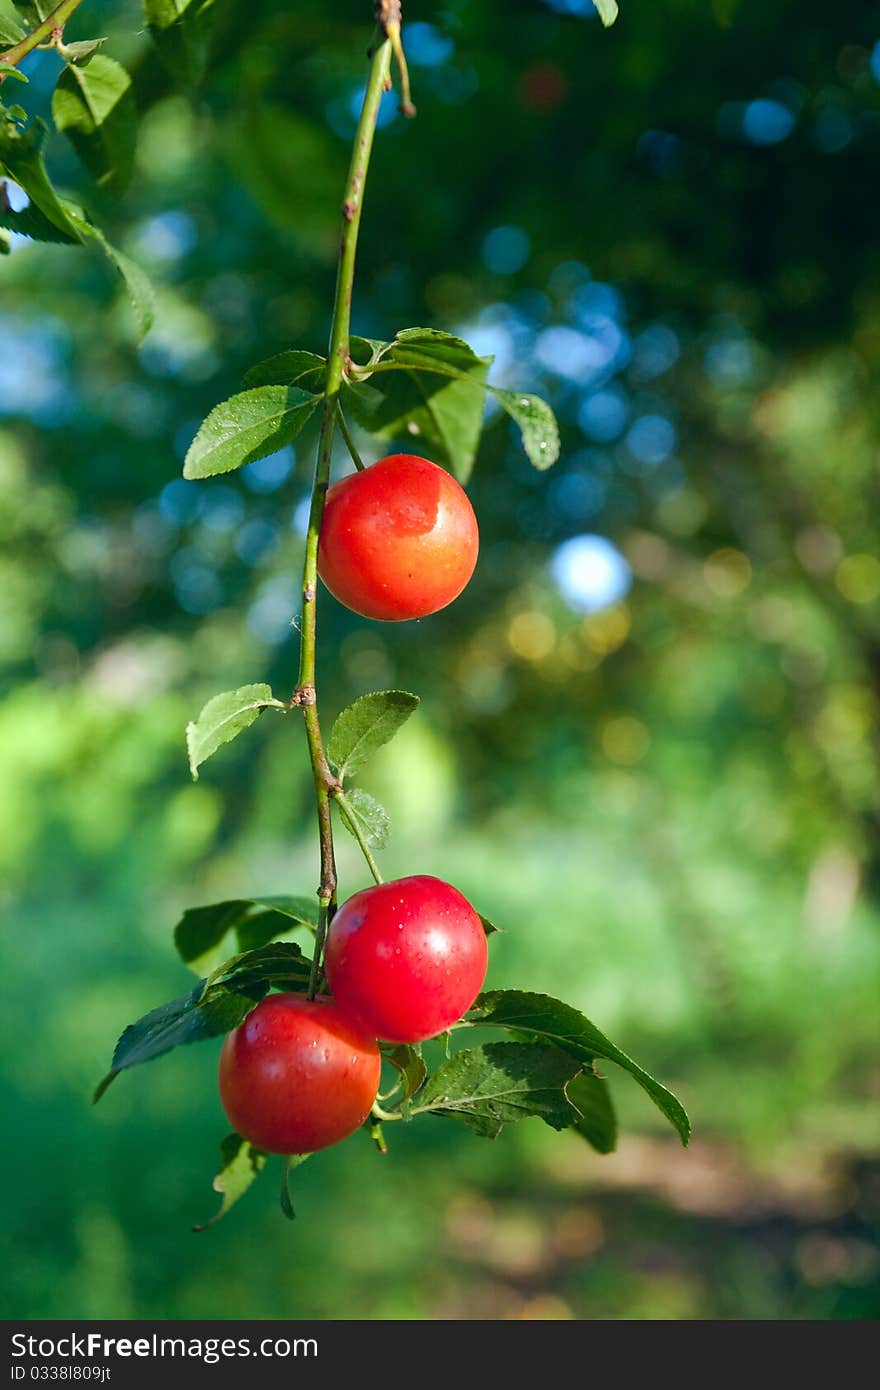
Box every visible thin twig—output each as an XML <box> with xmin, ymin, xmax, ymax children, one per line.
<box><xmin>336</xmin><ymin>405</ymin><xmax>368</xmax><ymax>472</ymax></box>
<box><xmin>298</xmin><ymin>33</ymin><xmax>394</xmax><ymax>997</ymax></box>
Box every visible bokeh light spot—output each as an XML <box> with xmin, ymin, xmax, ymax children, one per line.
<box><xmin>507</xmin><ymin>611</ymin><xmax>557</xmax><ymax>662</ymax></box>
<box><xmin>582</xmin><ymin>604</ymin><xmax>631</xmax><ymax>654</ymax></box>
<box><xmin>482</xmin><ymin>226</ymin><xmax>531</xmax><ymax>276</ymax></box>
<box><xmin>601</xmin><ymin>716</ymin><xmax>650</xmax><ymax>765</ymax></box>
<box><xmin>704</xmin><ymin>547</ymin><xmax>752</xmax><ymax>597</ymax></box>
<box><xmin>551</xmin><ymin>535</ymin><xmax>632</xmax><ymax>613</ymax></box>
<box><xmin>243</xmin><ymin>450</ymin><xmax>295</xmax><ymax>493</ymax></box>
<box><xmin>742</xmin><ymin>98</ymin><xmax>795</xmax><ymax>145</ymax></box>
<box><xmin>835</xmin><ymin>554</ymin><xmax>880</xmax><ymax>604</ymax></box>
<box><xmin>578</xmin><ymin>386</ymin><xmax>628</xmax><ymax>442</ymax></box>
<box><xmin>404</xmin><ymin>22</ymin><xmax>454</xmax><ymax>67</ymax></box>
<box><xmin>625</xmin><ymin>414</ymin><xmax>676</xmax><ymax>467</ymax></box>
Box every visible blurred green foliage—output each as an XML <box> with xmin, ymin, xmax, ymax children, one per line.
<box><xmin>1</xmin><ymin>0</ymin><xmax>879</xmax><ymax>1320</ymax></box>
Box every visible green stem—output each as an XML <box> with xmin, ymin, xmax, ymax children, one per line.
<box><xmin>336</xmin><ymin>405</ymin><xmax>367</xmax><ymax>472</ymax></box>
<box><xmin>0</xmin><ymin>0</ymin><xmax>85</xmax><ymax>68</ymax></box>
<box><xmin>371</xmin><ymin>1100</ymin><xmax>404</xmax><ymax>1123</ymax></box>
<box><xmin>297</xmin><ymin>34</ymin><xmax>394</xmax><ymax>997</ymax></box>
<box><xmin>333</xmin><ymin>788</ymin><xmax>385</xmax><ymax>885</ymax></box>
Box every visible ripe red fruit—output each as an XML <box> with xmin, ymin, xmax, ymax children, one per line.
<box><xmin>218</xmin><ymin>994</ymin><xmax>381</xmax><ymax>1154</ymax></box>
<box><xmin>325</xmin><ymin>875</ymin><xmax>488</xmax><ymax>1043</ymax></box>
<box><xmin>317</xmin><ymin>453</ymin><xmax>479</xmax><ymax>621</ymax></box>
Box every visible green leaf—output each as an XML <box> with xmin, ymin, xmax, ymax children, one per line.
<box><xmin>479</xmin><ymin>913</ymin><xmax>502</xmax><ymax>937</ymax></box>
<box><xmin>186</xmin><ymin>682</ymin><xmax>287</xmax><ymax>779</ymax></box>
<box><xmin>0</xmin><ymin>0</ymin><xmax>25</xmax><ymax>44</ymax></box>
<box><xmin>353</xmin><ymin>328</ymin><xmax>491</xmax><ymax>483</ymax></box>
<box><xmin>235</xmin><ymin>898</ymin><xmax>318</xmax><ymax>951</ymax></box>
<box><xmin>0</xmin><ymin>62</ymin><xmax>27</xmax><ymax>82</ymax></box>
<box><xmin>183</xmin><ymin>387</ymin><xmax>319</xmax><ymax>480</ymax></box>
<box><xmin>341</xmin><ymin>376</ymin><xmax>384</xmax><ymax>417</ymax></box>
<box><xmin>193</xmin><ymin>1132</ymin><xmax>266</xmax><ymax>1232</ymax></box>
<box><xmin>0</xmin><ymin>131</ymin><xmax>154</xmax><ymax>340</ymax></box>
<box><xmin>0</xmin><ymin>196</ymin><xmax>73</xmax><ymax>244</ymax></box>
<box><xmin>566</xmin><ymin>1071</ymin><xmax>618</xmax><ymax>1154</ymax></box>
<box><xmin>95</xmin><ymin>937</ymin><xmax>316</xmax><ymax>1100</ymax></box>
<box><xmin>280</xmin><ymin>1154</ymin><xmax>309</xmax><ymax>1220</ymax></box>
<box><xmin>207</xmin><ymin>941</ymin><xmax>312</xmax><ymax>996</ymax></box>
<box><xmin>337</xmin><ymin>787</ymin><xmax>390</xmax><ymax>851</ymax></box>
<box><xmin>327</xmin><ymin>690</ymin><xmax>419</xmax><ymax>780</ymax></box>
<box><xmin>349</xmin><ymin>334</ymin><xmax>385</xmax><ymax>367</ymax></box>
<box><xmin>93</xmin><ymin>982</ymin><xmax>252</xmax><ymax>1102</ymax></box>
<box><xmin>404</xmin><ymin>367</ymin><xmax>488</xmax><ymax>485</ymax></box>
<box><xmin>95</xmin><ymin>942</ymin><xmax>314</xmax><ymax>1102</ymax></box>
<box><xmin>174</xmin><ymin>895</ymin><xmax>318</xmax><ymax>974</ymax></box>
<box><xmin>88</xmin><ymin>233</ymin><xmax>155</xmax><ymax>341</ymax></box>
<box><xmin>467</xmin><ymin>990</ymin><xmax>690</xmax><ymax>1145</ymax></box>
<box><xmin>68</xmin><ymin>218</ymin><xmax>155</xmax><ymax>341</ymax></box>
<box><xmin>56</xmin><ymin>38</ymin><xmax>109</xmax><ymax>63</ymax></box>
<box><xmin>0</xmin><ymin>115</ymin><xmax>84</xmax><ymax>244</ymax></box>
<box><xmin>383</xmin><ymin>1043</ymin><xmax>427</xmax><ymax>1101</ymax></box>
<box><xmin>144</xmin><ymin>0</ymin><xmax>216</xmax><ymax>87</ymax></box>
<box><xmin>243</xmin><ymin>350</ymin><xmax>326</xmax><ymax>392</ymax></box>
<box><xmin>0</xmin><ymin>228</ymin><xmax>10</xmax><ymax>254</ymax></box>
<box><xmin>52</xmin><ymin>55</ymin><xmax>137</xmax><ymax>194</ymax></box>
<box><xmin>415</xmin><ymin>1042</ymin><xmax>583</xmax><ymax>1138</ymax></box>
<box><xmin>592</xmin><ymin>0</ymin><xmax>619</xmax><ymax>27</ymax></box>
<box><xmin>379</xmin><ymin>327</ymin><xmax>487</xmax><ymax>373</ymax></box>
<box><xmin>354</xmin><ymin>329</ymin><xmax>560</xmax><ymax>477</ymax></box>
<box><xmin>488</xmin><ymin>388</ymin><xmax>560</xmax><ymax>470</ymax></box>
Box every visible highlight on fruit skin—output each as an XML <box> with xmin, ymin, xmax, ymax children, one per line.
<box><xmin>324</xmin><ymin>874</ymin><xmax>489</xmax><ymax>1044</ymax></box>
<box><xmin>218</xmin><ymin>994</ymin><xmax>381</xmax><ymax>1154</ymax></box>
<box><xmin>317</xmin><ymin>453</ymin><xmax>479</xmax><ymax>621</ymax></box>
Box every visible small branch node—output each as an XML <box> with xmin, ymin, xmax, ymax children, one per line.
<box><xmin>375</xmin><ymin>0</ymin><xmax>401</xmax><ymax>32</ymax></box>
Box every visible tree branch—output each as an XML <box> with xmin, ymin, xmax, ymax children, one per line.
<box><xmin>0</xmin><ymin>0</ymin><xmax>86</xmax><ymax>70</ymax></box>
<box><xmin>299</xmin><ymin>31</ymin><xmax>395</xmax><ymax>997</ymax></box>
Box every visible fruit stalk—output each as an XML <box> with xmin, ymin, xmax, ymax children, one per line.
<box><xmin>297</xmin><ymin>28</ymin><xmax>394</xmax><ymax>996</ymax></box>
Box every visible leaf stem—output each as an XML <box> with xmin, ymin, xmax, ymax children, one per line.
<box><xmin>336</xmin><ymin>405</ymin><xmax>367</xmax><ymax>472</ymax></box>
<box><xmin>0</xmin><ymin>0</ymin><xmax>86</xmax><ymax>69</ymax></box>
<box><xmin>333</xmin><ymin>788</ymin><xmax>385</xmax><ymax>885</ymax></box>
<box><xmin>296</xmin><ymin>30</ymin><xmax>394</xmax><ymax>996</ymax></box>
<box><xmin>371</xmin><ymin>1100</ymin><xmax>404</xmax><ymax>1123</ymax></box>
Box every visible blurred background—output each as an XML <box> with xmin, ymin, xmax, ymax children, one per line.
<box><xmin>2</xmin><ymin>0</ymin><xmax>880</xmax><ymax>1321</ymax></box>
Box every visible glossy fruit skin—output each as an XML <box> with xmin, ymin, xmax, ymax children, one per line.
<box><xmin>325</xmin><ymin>875</ymin><xmax>488</xmax><ymax>1043</ymax></box>
<box><xmin>218</xmin><ymin>994</ymin><xmax>381</xmax><ymax>1154</ymax></box>
<box><xmin>317</xmin><ymin>453</ymin><xmax>479</xmax><ymax>621</ymax></box>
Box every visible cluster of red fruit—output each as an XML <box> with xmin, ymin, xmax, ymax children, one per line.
<box><xmin>220</xmin><ymin>453</ymin><xmax>484</xmax><ymax>1155</ymax></box>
